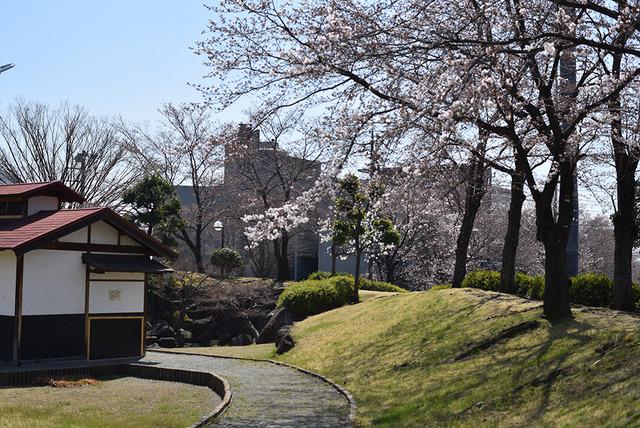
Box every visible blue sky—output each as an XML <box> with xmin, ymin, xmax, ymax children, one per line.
<box><xmin>0</xmin><ymin>1</ymin><xmax>245</xmax><ymax>123</ymax></box>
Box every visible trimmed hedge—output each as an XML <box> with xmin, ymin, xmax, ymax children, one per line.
<box><xmin>569</xmin><ymin>273</ymin><xmax>612</xmax><ymax>307</ymax></box>
<box><xmin>305</xmin><ymin>272</ymin><xmax>407</xmax><ymax>293</ymax></box>
<box><xmin>461</xmin><ymin>270</ymin><xmax>640</xmax><ymax>310</ymax></box>
<box><xmin>461</xmin><ymin>270</ymin><xmax>501</xmax><ymax>291</ymax></box>
<box><xmin>306</xmin><ymin>271</ymin><xmax>333</xmax><ymax>281</ymax></box>
<box><xmin>360</xmin><ymin>278</ymin><xmax>407</xmax><ymax>293</ymax></box>
<box><xmin>277</xmin><ymin>276</ymin><xmax>354</xmax><ymax>317</ymax></box>
<box><xmin>515</xmin><ymin>272</ymin><xmax>545</xmax><ymax>300</ymax></box>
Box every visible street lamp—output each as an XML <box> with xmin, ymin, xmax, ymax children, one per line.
<box><xmin>213</xmin><ymin>220</ymin><xmax>225</xmax><ymax>247</ymax></box>
<box><xmin>0</xmin><ymin>63</ymin><xmax>15</xmax><ymax>75</ymax></box>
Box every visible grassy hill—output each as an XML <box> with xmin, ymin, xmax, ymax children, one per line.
<box><xmin>176</xmin><ymin>288</ymin><xmax>640</xmax><ymax>426</ymax></box>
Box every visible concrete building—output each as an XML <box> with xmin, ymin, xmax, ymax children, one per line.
<box><xmin>176</xmin><ymin>125</ymin><xmax>321</xmax><ymax>280</ymax></box>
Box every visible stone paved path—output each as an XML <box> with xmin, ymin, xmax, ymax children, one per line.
<box><xmin>141</xmin><ymin>351</ymin><xmax>351</xmax><ymax>427</ymax></box>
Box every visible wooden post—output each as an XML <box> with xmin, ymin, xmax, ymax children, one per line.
<box><xmin>13</xmin><ymin>255</ymin><xmax>24</xmax><ymax>365</ymax></box>
<box><xmin>84</xmin><ymin>224</ymin><xmax>92</xmax><ymax>360</ymax></box>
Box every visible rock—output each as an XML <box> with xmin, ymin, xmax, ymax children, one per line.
<box><xmin>178</xmin><ymin>328</ymin><xmax>193</xmax><ymax>340</ymax></box>
<box><xmin>275</xmin><ymin>326</ymin><xmax>295</xmax><ymax>354</ymax></box>
<box><xmin>257</xmin><ymin>308</ymin><xmax>293</xmax><ymax>344</ymax></box>
<box><xmin>189</xmin><ymin>316</ymin><xmax>214</xmax><ymax>338</ymax></box>
<box><xmin>158</xmin><ymin>337</ymin><xmax>178</xmax><ymax>348</ymax></box>
<box><xmin>198</xmin><ymin>339</ymin><xmax>219</xmax><ymax>347</ymax></box>
<box><xmin>230</xmin><ymin>334</ymin><xmax>254</xmax><ymax>346</ymax></box>
<box><xmin>149</xmin><ymin>322</ymin><xmax>175</xmax><ymax>339</ymax></box>
<box><xmin>214</xmin><ymin>311</ymin><xmax>259</xmax><ymax>345</ymax></box>
<box><xmin>175</xmin><ymin>328</ymin><xmax>193</xmax><ymax>347</ymax></box>
<box><xmin>145</xmin><ymin>335</ymin><xmax>158</xmax><ymax>346</ymax></box>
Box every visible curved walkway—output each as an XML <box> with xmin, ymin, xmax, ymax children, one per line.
<box><xmin>141</xmin><ymin>351</ymin><xmax>351</xmax><ymax>427</ymax></box>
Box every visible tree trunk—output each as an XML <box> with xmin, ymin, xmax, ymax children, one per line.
<box><xmin>499</xmin><ymin>168</ymin><xmax>526</xmax><ymax>293</ymax></box>
<box><xmin>536</xmin><ymin>162</ymin><xmax>574</xmax><ymax>321</ymax></box>
<box><xmin>331</xmin><ymin>242</ymin><xmax>337</xmax><ymax>275</ymax></box>
<box><xmin>610</xmin><ymin>40</ymin><xmax>637</xmax><ymax>312</ymax></box>
<box><xmin>274</xmin><ymin>229</ymin><xmax>290</xmax><ymax>282</ymax></box>
<box><xmin>541</xmin><ymin>231</ymin><xmax>572</xmax><ymax>320</ymax></box>
<box><xmin>354</xmin><ymin>244</ymin><xmax>361</xmax><ymax>303</ymax></box>
<box><xmin>611</xmin><ymin>150</ymin><xmax>637</xmax><ymax>311</ymax></box>
<box><xmin>613</xmin><ymin>190</ymin><xmax>635</xmax><ymax>311</ymax></box>
<box><xmin>452</xmin><ymin>157</ymin><xmax>486</xmax><ymax>288</ymax></box>
<box><xmin>385</xmin><ymin>258</ymin><xmax>395</xmax><ymax>284</ymax></box>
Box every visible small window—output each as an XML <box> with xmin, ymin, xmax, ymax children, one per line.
<box><xmin>0</xmin><ymin>200</ymin><xmax>24</xmax><ymax>216</ymax></box>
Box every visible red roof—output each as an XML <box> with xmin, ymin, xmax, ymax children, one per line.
<box><xmin>0</xmin><ymin>181</ymin><xmax>85</xmax><ymax>203</ymax></box>
<box><xmin>0</xmin><ymin>207</ymin><xmax>176</xmax><ymax>257</ymax></box>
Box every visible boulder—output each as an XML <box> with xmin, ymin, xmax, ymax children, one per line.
<box><xmin>175</xmin><ymin>328</ymin><xmax>193</xmax><ymax>347</ymax></box>
<box><xmin>230</xmin><ymin>334</ymin><xmax>254</xmax><ymax>346</ymax></box>
<box><xmin>149</xmin><ymin>322</ymin><xmax>175</xmax><ymax>339</ymax></box>
<box><xmin>189</xmin><ymin>316</ymin><xmax>214</xmax><ymax>338</ymax></box>
<box><xmin>257</xmin><ymin>308</ymin><xmax>293</xmax><ymax>344</ymax></box>
<box><xmin>177</xmin><ymin>328</ymin><xmax>193</xmax><ymax>341</ymax></box>
<box><xmin>145</xmin><ymin>335</ymin><xmax>158</xmax><ymax>346</ymax></box>
<box><xmin>214</xmin><ymin>311</ymin><xmax>259</xmax><ymax>345</ymax></box>
<box><xmin>158</xmin><ymin>337</ymin><xmax>178</xmax><ymax>348</ymax></box>
<box><xmin>275</xmin><ymin>326</ymin><xmax>295</xmax><ymax>354</ymax></box>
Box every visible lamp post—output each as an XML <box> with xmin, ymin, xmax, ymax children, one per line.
<box><xmin>0</xmin><ymin>63</ymin><xmax>15</xmax><ymax>75</ymax></box>
<box><xmin>213</xmin><ymin>220</ymin><xmax>225</xmax><ymax>248</ymax></box>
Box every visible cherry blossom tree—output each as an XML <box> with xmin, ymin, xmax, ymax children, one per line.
<box><xmin>199</xmin><ymin>0</ymin><xmax>640</xmax><ymax>319</ymax></box>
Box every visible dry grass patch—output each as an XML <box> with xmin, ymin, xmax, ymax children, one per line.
<box><xmin>0</xmin><ymin>376</ymin><xmax>218</xmax><ymax>428</ymax></box>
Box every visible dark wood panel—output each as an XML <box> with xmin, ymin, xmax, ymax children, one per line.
<box><xmin>20</xmin><ymin>314</ymin><xmax>85</xmax><ymax>360</ymax></box>
<box><xmin>0</xmin><ymin>316</ymin><xmax>13</xmax><ymax>362</ymax></box>
<box><xmin>88</xmin><ymin>317</ymin><xmax>143</xmax><ymax>360</ymax></box>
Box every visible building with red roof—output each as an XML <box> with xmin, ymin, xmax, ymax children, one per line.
<box><xmin>0</xmin><ymin>182</ymin><xmax>175</xmax><ymax>365</ymax></box>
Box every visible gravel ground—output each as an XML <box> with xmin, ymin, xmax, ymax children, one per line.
<box><xmin>141</xmin><ymin>351</ymin><xmax>351</xmax><ymax>427</ymax></box>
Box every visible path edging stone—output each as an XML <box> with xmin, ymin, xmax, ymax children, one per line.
<box><xmin>148</xmin><ymin>349</ymin><xmax>357</xmax><ymax>425</ymax></box>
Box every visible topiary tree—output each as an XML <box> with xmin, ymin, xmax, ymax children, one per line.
<box><xmin>211</xmin><ymin>247</ymin><xmax>243</xmax><ymax>278</ymax></box>
<box><xmin>332</xmin><ymin>174</ymin><xmax>400</xmax><ymax>303</ymax></box>
<box><xmin>122</xmin><ymin>174</ymin><xmax>183</xmax><ymax>243</ymax></box>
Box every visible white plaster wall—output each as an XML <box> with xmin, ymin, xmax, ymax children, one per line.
<box><xmin>22</xmin><ymin>250</ymin><xmax>85</xmax><ymax>315</ymax></box>
<box><xmin>91</xmin><ymin>221</ymin><xmax>119</xmax><ymax>245</ymax></box>
<box><xmin>89</xmin><ymin>281</ymin><xmax>144</xmax><ymax>313</ymax></box>
<box><xmin>58</xmin><ymin>226</ymin><xmax>88</xmax><ymax>243</ymax></box>
<box><xmin>27</xmin><ymin>196</ymin><xmax>59</xmax><ymax>216</ymax></box>
<box><xmin>120</xmin><ymin>235</ymin><xmax>141</xmax><ymax>246</ymax></box>
<box><xmin>90</xmin><ymin>271</ymin><xmax>145</xmax><ymax>281</ymax></box>
<box><xmin>0</xmin><ymin>251</ymin><xmax>16</xmax><ymax>316</ymax></box>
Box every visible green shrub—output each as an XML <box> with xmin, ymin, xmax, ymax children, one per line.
<box><xmin>461</xmin><ymin>270</ymin><xmax>501</xmax><ymax>291</ymax></box>
<box><xmin>430</xmin><ymin>283</ymin><xmax>452</xmax><ymax>291</ymax></box>
<box><xmin>360</xmin><ymin>278</ymin><xmax>407</xmax><ymax>293</ymax></box>
<box><xmin>514</xmin><ymin>272</ymin><xmax>545</xmax><ymax>300</ymax></box>
<box><xmin>277</xmin><ymin>276</ymin><xmax>354</xmax><ymax>317</ymax></box>
<box><xmin>633</xmin><ymin>283</ymin><xmax>640</xmax><ymax>312</ymax></box>
<box><xmin>306</xmin><ymin>271</ymin><xmax>333</xmax><ymax>281</ymax></box>
<box><xmin>526</xmin><ymin>275</ymin><xmax>545</xmax><ymax>300</ymax></box>
<box><xmin>305</xmin><ymin>272</ymin><xmax>406</xmax><ymax>292</ymax></box>
<box><xmin>569</xmin><ymin>273</ymin><xmax>612</xmax><ymax>308</ymax></box>
<box><xmin>210</xmin><ymin>248</ymin><xmax>242</xmax><ymax>278</ymax></box>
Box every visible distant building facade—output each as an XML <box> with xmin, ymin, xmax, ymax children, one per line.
<box><xmin>176</xmin><ymin>124</ymin><xmax>321</xmax><ymax>281</ymax></box>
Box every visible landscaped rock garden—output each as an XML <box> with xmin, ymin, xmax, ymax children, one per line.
<box><xmin>145</xmin><ymin>275</ymin><xmax>295</xmax><ymax>350</ymax></box>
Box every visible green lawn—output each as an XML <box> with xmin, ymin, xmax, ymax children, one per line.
<box><xmin>0</xmin><ymin>376</ymin><xmax>217</xmax><ymax>428</ymax></box>
<box><xmin>176</xmin><ymin>288</ymin><xmax>640</xmax><ymax>427</ymax></box>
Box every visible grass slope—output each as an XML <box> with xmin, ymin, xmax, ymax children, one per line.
<box><xmin>277</xmin><ymin>288</ymin><xmax>640</xmax><ymax>427</ymax></box>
